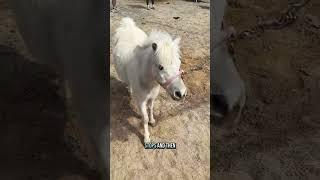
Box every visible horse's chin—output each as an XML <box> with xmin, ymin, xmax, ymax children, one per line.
<box><xmin>170</xmin><ymin>94</ymin><xmax>182</xmax><ymax>101</ymax></box>
<box><xmin>169</xmin><ymin>93</ymin><xmax>183</xmax><ymax>101</ymax></box>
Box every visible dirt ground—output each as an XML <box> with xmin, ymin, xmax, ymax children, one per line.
<box><xmin>213</xmin><ymin>0</ymin><xmax>320</xmax><ymax>180</ymax></box>
<box><xmin>0</xmin><ymin>0</ymin><xmax>210</xmax><ymax>180</ymax></box>
<box><xmin>110</xmin><ymin>0</ymin><xmax>210</xmax><ymax>179</ymax></box>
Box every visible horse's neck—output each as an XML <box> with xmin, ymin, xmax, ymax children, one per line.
<box><xmin>135</xmin><ymin>47</ymin><xmax>158</xmax><ymax>89</ymax></box>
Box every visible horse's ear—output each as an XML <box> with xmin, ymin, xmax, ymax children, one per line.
<box><xmin>174</xmin><ymin>37</ymin><xmax>181</xmax><ymax>46</ymax></box>
<box><xmin>152</xmin><ymin>43</ymin><xmax>157</xmax><ymax>51</ymax></box>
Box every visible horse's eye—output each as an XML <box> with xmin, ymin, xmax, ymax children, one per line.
<box><xmin>158</xmin><ymin>65</ymin><xmax>164</xmax><ymax>70</ymax></box>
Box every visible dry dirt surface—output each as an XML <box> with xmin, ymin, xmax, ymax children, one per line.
<box><xmin>213</xmin><ymin>0</ymin><xmax>320</xmax><ymax>180</ymax></box>
<box><xmin>110</xmin><ymin>0</ymin><xmax>210</xmax><ymax>179</ymax></box>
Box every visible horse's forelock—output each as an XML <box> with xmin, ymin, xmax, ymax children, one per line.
<box><xmin>147</xmin><ymin>31</ymin><xmax>180</xmax><ymax>66</ymax></box>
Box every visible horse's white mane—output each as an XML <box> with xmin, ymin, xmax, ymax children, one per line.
<box><xmin>144</xmin><ymin>30</ymin><xmax>181</xmax><ymax>66</ymax></box>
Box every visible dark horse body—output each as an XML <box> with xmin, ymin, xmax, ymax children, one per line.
<box><xmin>10</xmin><ymin>0</ymin><xmax>109</xmax><ymax>179</ymax></box>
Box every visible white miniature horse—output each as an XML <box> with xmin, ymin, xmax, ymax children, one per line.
<box><xmin>113</xmin><ymin>17</ymin><xmax>187</xmax><ymax>143</ymax></box>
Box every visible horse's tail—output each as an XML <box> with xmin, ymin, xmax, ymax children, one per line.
<box><xmin>113</xmin><ymin>17</ymin><xmax>136</xmax><ymax>46</ymax></box>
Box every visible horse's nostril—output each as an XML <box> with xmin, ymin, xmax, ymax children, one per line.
<box><xmin>212</xmin><ymin>95</ymin><xmax>229</xmax><ymax>115</ymax></box>
<box><xmin>174</xmin><ymin>91</ymin><xmax>182</xmax><ymax>99</ymax></box>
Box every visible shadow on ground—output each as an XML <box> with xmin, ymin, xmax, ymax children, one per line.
<box><xmin>127</xmin><ymin>4</ymin><xmax>145</xmax><ymax>9</ymax></box>
<box><xmin>0</xmin><ymin>45</ymin><xmax>99</xmax><ymax>180</ymax></box>
<box><xmin>110</xmin><ymin>76</ymin><xmax>144</xmax><ymax>144</ymax></box>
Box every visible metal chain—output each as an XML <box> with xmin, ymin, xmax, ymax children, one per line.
<box><xmin>184</xmin><ymin>0</ymin><xmax>311</xmax><ymax>76</ymax></box>
<box><xmin>227</xmin><ymin>0</ymin><xmax>311</xmax><ymax>43</ymax></box>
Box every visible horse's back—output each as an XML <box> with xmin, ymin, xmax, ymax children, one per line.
<box><xmin>113</xmin><ymin>17</ymin><xmax>147</xmax><ymax>57</ymax></box>
<box><xmin>113</xmin><ymin>17</ymin><xmax>147</xmax><ymax>84</ymax></box>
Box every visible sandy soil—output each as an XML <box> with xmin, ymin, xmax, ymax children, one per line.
<box><xmin>213</xmin><ymin>0</ymin><xmax>320</xmax><ymax>179</ymax></box>
<box><xmin>110</xmin><ymin>0</ymin><xmax>210</xmax><ymax>179</ymax></box>
<box><xmin>0</xmin><ymin>0</ymin><xmax>210</xmax><ymax>179</ymax></box>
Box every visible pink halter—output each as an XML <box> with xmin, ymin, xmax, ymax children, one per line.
<box><xmin>161</xmin><ymin>69</ymin><xmax>184</xmax><ymax>89</ymax></box>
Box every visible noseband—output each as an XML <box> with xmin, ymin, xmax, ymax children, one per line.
<box><xmin>161</xmin><ymin>69</ymin><xmax>184</xmax><ymax>89</ymax></box>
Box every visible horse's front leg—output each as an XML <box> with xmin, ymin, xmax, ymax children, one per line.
<box><xmin>148</xmin><ymin>98</ymin><xmax>156</xmax><ymax>127</ymax></box>
<box><xmin>138</xmin><ymin>99</ymin><xmax>151</xmax><ymax>143</ymax></box>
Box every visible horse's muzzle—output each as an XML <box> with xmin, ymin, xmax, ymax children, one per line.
<box><xmin>171</xmin><ymin>89</ymin><xmax>187</xmax><ymax>101</ymax></box>
<box><xmin>211</xmin><ymin>94</ymin><xmax>242</xmax><ymax>126</ymax></box>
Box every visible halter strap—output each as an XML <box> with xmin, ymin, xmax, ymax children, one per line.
<box><xmin>161</xmin><ymin>69</ymin><xmax>184</xmax><ymax>89</ymax></box>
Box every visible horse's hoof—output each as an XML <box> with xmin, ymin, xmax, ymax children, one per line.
<box><xmin>149</xmin><ymin>120</ymin><xmax>156</xmax><ymax>127</ymax></box>
<box><xmin>144</xmin><ymin>137</ymin><xmax>151</xmax><ymax>143</ymax></box>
